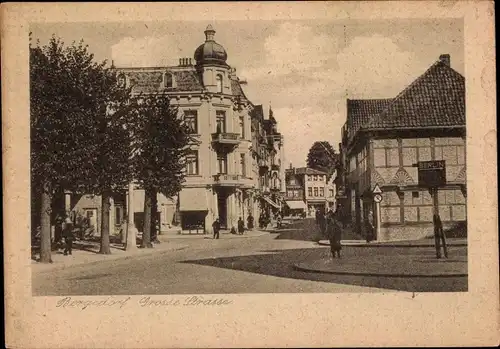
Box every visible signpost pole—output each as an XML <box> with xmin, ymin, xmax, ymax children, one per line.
<box><xmin>375</xmin><ymin>200</ymin><xmax>381</xmax><ymax>241</ymax></box>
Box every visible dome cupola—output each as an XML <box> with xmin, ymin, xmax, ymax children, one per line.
<box><xmin>194</xmin><ymin>25</ymin><xmax>228</xmax><ymax>66</ymax></box>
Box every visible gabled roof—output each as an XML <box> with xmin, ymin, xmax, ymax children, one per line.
<box><xmin>362</xmin><ymin>60</ymin><xmax>465</xmax><ymax>130</ymax></box>
<box><xmin>346</xmin><ymin>98</ymin><xmax>393</xmax><ymax>139</ymax></box>
<box><xmin>118</xmin><ymin>68</ymin><xmax>204</xmax><ymax>94</ymax></box>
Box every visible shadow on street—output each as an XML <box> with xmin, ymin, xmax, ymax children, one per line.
<box><xmin>181</xmin><ymin>246</ymin><xmax>468</xmax><ymax>292</ymax></box>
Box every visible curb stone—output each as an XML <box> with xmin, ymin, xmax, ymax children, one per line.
<box><xmin>293</xmin><ymin>263</ymin><xmax>468</xmax><ymax>278</ymax></box>
<box><xmin>32</xmin><ymin>244</ymin><xmax>189</xmax><ymax>274</ymax></box>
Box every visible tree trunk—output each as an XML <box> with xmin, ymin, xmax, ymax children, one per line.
<box><xmin>150</xmin><ymin>190</ymin><xmax>158</xmax><ymax>242</ymax></box>
<box><xmin>141</xmin><ymin>188</ymin><xmax>153</xmax><ymax>248</ymax></box>
<box><xmin>99</xmin><ymin>190</ymin><xmax>112</xmax><ymax>254</ymax></box>
<box><xmin>39</xmin><ymin>183</ymin><xmax>52</xmax><ymax>263</ymax></box>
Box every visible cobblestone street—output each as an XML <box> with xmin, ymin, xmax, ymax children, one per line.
<box><xmin>32</xmin><ymin>219</ymin><xmax>467</xmax><ymax>295</ymax></box>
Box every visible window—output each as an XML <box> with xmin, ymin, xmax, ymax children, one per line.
<box><xmin>307</xmin><ymin>176</ymin><xmax>311</xmax><ymax>181</ymax></box>
<box><xmin>216</xmin><ymin>74</ymin><xmax>223</xmax><ymax>93</ymax></box>
<box><xmin>329</xmin><ymin>189</ymin><xmax>334</xmax><ymax>197</ymax></box>
<box><xmin>216</xmin><ymin>111</ymin><xmax>226</xmax><ymax>133</ymax></box>
<box><xmin>186</xmin><ymin>151</ymin><xmax>199</xmax><ymax>175</ymax></box>
<box><xmin>217</xmin><ymin>153</ymin><xmax>227</xmax><ymax>174</ymax></box>
<box><xmin>314</xmin><ymin>187</ymin><xmax>319</xmax><ymax>197</ymax></box>
<box><xmin>289</xmin><ymin>178</ymin><xmax>297</xmax><ymax>185</ymax></box>
<box><xmin>319</xmin><ymin>188</ymin><xmax>325</xmax><ymax>197</ymax></box>
<box><xmin>287</xmin><ymin>190</ymin><xmax>292</xmax><ymax>197</ymax></box>
<box><xmin>313</xmin><ymin>175</ymin><xmax>318</xmax><ymax>181</ymax></box>
<box><xmin>164</xmin><ymin>72</ymin><xmax>174</xmax><ymax>88</ymax></box>
<box><xmin>240</xmin><ymin>153</ymin><xmax>246</xmax><ymax>177</ymax></box>
<box><xmin>239</xmin><ymin>116</ymin><xmax>245</xmax><ymax>139</ymax></box>
<box><xmin>293</xmin><ymin>189</ymin><xmax>300</xmax><ymax>197</ymax></box>
<box><xmin>308</xmin><ymin>187</ymin><xmax>312</xmax><ymax>196</ymax></box>
<box><xmin>319</xmin><ymin>176</ymin><xmax>324</xmax><ymax>181</ymax></box>
<box><xmin>184</xmin><ymin>110</ymin><xmax>198</xmax><ymax>134</ymax></box>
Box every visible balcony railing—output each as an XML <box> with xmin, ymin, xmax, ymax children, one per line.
<box><xmin>271</xmin><ymin>163</ymin><xmax>280</xmax><ymax>171</ymax></box>
<box><xmin>258</xmin><ymin>158</ymin><xmax>270</xmax><ymax>169</ymax></box>
<box><xmin>211</xmin><ymin>132</ymin><xmax>241</xmax><ymax>145</ymax></box>
<box><xmin>213</xmin><ymin>174</ymin><xmax>252</xmax><ymax>187</ymax></box>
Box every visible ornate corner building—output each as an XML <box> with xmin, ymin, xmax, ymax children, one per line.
<box><xmin>101</xmin><ymin>25</ymin><xmax>286</xmax><ymax>233</ymax></box>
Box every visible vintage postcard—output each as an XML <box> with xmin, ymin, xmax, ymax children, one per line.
<box><xmin>3</xmin><ymin>1</ymin><xmax>498</xmax><ymax>348</ymax></box>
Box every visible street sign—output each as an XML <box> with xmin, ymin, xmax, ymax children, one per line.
<box><xmin>373</xmin><ymin>193</ymin><xmax>383</xmax><ymax>203</ymax></box>
<box><xmin>372</xmin><ymin>184</ymin><xmax>382</xmax><ymax>194</ymax></box>
<box><xmin>417</xmin><ymin>160</ymin><xmax>446</xmax><ymax>188</ymax></box>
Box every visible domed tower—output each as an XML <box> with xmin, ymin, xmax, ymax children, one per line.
<box><xmin>194</xmin><ymin>25</ymin><xmax>230</xmax><ymax>94</ymax></box>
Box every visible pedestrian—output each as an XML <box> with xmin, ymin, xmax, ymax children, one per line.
<box><xmin>54</xmin><ymin>213</ymin><xmax>64</xmax><ymax>249</ymax></box>
<box><xmin>433</xmin><ymin>213</ymin><xmax>448</xmax><ymax>259</ymax></box>
<box><xmin>276</xmin><ymin>213</ymin><xmax>282</xmax><ymax>229</ymax></box>
<box><xmin>119</xmin><ymin>216</ymin><xmax>128</xmax><ymax>244</ymax></box>
<box><xmin>247</xmin><ymin>214</ymin><xmax>254</xmax><ymax>230</ymax></box>
<box><xmin>237</xmin><ymin>217</ymin><xmax>245</xmax><ymax>235</ymax></box>
<box><xmin>212</xmin><ymin>218</ymin><xmax>221</xmax><ymax>239</ymax></box>
<box><xmin>63</xmin><ymin>215</ymin><xmax>74</xmax><ymax>256</ymax></box>
<box><xmin>365</xmin><ymin>209</ymin><xmax>375</xmax><ymax>243</ymax></box>
<box><xmin>326</xmin><ymin>208</ymin><xmax>342</xmax><ymax>259</ymax></box>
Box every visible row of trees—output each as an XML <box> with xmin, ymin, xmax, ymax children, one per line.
<box><xmin>30</xmin><ymin>35</ymin><xmax>194</xmax><ymax>263</ymax></box>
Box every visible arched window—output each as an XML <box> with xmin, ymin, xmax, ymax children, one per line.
<box><xmin>216</xmin><ymin>74</ymin><xmax>223</xmax><ymax>93</ymax></box>
<box><xmin>164</xmin><ymin>72</ymin><xmax>174</xmax><ymax>89</ymax></box>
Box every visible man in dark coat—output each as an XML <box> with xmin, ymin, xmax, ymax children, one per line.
<box><xmin>237</xmin><ymin>217</ymin><xmax>245</xmax><ymax>235</ymax></box>
<box><xmin>326</xmin><ymin>208</ymin><xmax>342</xmax><ymax>259</ymax></box>
<box><xmin>212</xmin><ymin>218</ymin><xmax>221</xmax><ymax>240</ymax></box>
<box><xmin>63</xmin><ymin>215</ymin><xmax>74</xmax><ymax>256</ymax></box>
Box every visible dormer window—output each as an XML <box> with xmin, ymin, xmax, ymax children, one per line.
<box><xmin>216</xmin><ymin>74</ymin><xmax>223</xmax><ymax>93</ymax></box>
<box><xmin>163</xmin><ymin>71</ymin><xmax>174</xmax><ymax>89</ymax></box>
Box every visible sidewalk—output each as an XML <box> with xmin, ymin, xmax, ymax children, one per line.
<box><xmin>318</xmin><ymin>238</ymin><xmax>467</xmax><ymax>247</ymax></box>
<box><xmin>31</xmin><ymin>239</ymin><xmax>188</xmax><ymax>274</ymax></box>
<box><xmin>157</xmin><ymin>229</ymin><xmax>269</xmax><ymax>240</ymax></box>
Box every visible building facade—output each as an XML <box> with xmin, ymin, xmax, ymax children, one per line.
<box><xmin>339</xmin><ymin>54</ymin><xmax>466</xmax><ymax>241</ymax></box>
<box><xmin>284</xmin><ymin>166</ymin><xmax>336</xmax><ymax>217</ymax></box>
<box><xmin>64</xmin><ymin>25</ymin><xmax>285</xmax><ymax>234</ymax></box>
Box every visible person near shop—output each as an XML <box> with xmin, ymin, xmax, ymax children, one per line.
<box><xmin>212</xmin><ymin>218</ymin><xmax>221</xmax><ymax>240</ymax></box>
<box><xmin>63</xmin><ymin>214</ymin><xmax>74</xmax><ymax>256</ymax></box>
<box><xmin>237</xmin><ymin>217</ymin><xmax>245</xmax><ymax>235</ymax></box>
<box><xmin>247</xmin><ymin>214</ymin><xmax>254</xmax><ymax>230</ymax></box>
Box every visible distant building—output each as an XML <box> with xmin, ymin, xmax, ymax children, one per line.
<box><xmin>284</xmin><ymin>166</ymin><xmax>336</xmax><ymax>217</ymax></box>
<box><xmin>339</xmin><ymin>54</ymin><xmax>466</xmax><ymax>241</ymax></box>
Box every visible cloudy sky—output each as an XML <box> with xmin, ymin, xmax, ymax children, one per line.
<box><xmin>31</xmin><ymin>19</ymin><xmax>463</xmax><ymax>167</ymax></box>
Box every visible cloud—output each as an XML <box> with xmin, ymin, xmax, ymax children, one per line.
<box><xmin>239</xmin><ymin>22</ymin><xmax>340</xmax><ymax>80</ymax></box>
<box><xmin>111</xmin><ymin>36</ymin><xmax>181</xmax><ymax>67</ymax></box>
<box><xmin>243</xmin><ymin>32</ymin><xmax>424</xmax><ymax>167</ymax></box>
<box><xmin>273</xmin><ymin>107</ymin><xmax>344</xmax><ymax>168</ymax></box>
<box><xmin>332</xmin><ymin>34</ymin><xmax>418</xmax><ymax>98</ymax></box>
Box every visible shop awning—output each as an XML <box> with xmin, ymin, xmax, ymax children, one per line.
<box><xmin>179</xmin><ymin>188</ymin><xmax>208</xmax><ymax>211</ymax></box>
<box><xmin>286</xmin><ymin>200</ymin><xmax>306</xmax><ymax>210</ymax></box>
<box><xmin>261</xmin><ymin>195</ymin><xmax>281</xmax><ymax>209</ymax></box>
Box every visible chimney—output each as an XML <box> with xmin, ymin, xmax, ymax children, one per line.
<box><xmin>189</xmin><ymin>58</ymin><xmax>192</xmax><ymax>65</ymax></box>
<box><xmin>289</xmin><ymin>162</ymin><xmax>293</xmax><ymax>169</ymax></box>
<box><xmin>439</xmin><ymin>54</ymin><xmax>450</xmax><ymax>67</ymax></box>
<box><xmin>179</xmin><ymin>58</ymin><xmax>182</xmax><ymax>66</ymax></box>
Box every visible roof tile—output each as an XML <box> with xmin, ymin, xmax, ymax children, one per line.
<box><xmin>362</xmin><ymin>61</ymin><xmax>465</xmax><ymax>129</ymax></box>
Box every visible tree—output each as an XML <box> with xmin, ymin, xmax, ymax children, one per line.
<box><xmin>131</xmin><ymin>94</ymin><xmax>195</xmax><ymax>248</ymax></box>
<box><xmin>306</xmin><ymin>141</ymin><xmax>339</xmax><ymax>180</ymax></box>
<box><xmin>30</xmin><ymin>36</ymin><xmax>105</xmax><ymax>262</ymax></box>
<box><xmin>30</xmin><ymin>35</ymin><xmax>133</xmax><ymax>261</ymax></box>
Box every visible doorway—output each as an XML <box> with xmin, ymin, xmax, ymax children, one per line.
<box><xmin>217</xmin><ymin>193</ymin><xmax>228</xmax><ymax>229</ymax></box>
<box><xmin>83</xmin><ymin>208</ymin><xmax>98</xmax><ymax>235</ymax></box>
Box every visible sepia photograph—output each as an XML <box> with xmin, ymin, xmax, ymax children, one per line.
<box><xmin>30</xmin><ymin>17</ymin><xmax>467</xmax><ymax>296</ymax></box>
<box><xmin>3</xmin><ymin>2</ymin><xmax>498</xmax><ymax>348</ymax></box>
